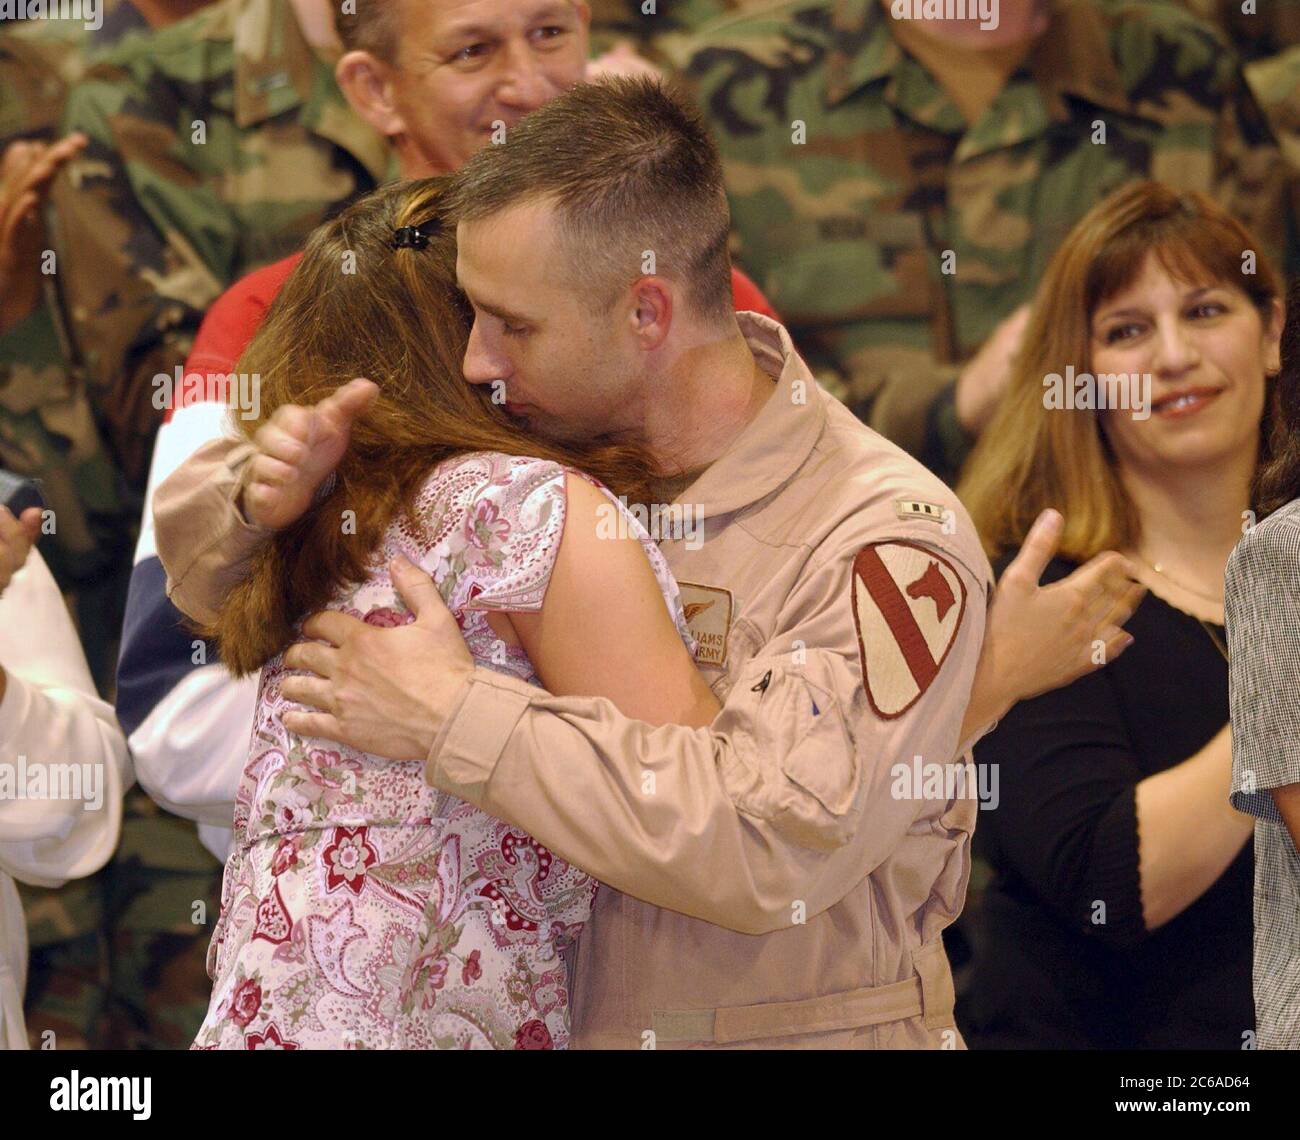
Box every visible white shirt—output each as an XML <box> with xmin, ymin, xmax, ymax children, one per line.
<box><xmin>0</xmin><ymin>550</ymin><xmax>131</xmax><ymax>1049</ymax></box>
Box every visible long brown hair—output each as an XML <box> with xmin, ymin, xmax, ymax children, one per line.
<box><xmin>959</xmin><ymin>181</ymin><xmax>1281</xmax><ymax>564</ymax></box>
<box><xmin>212</xmin><ymin>177</ymin><xmax>656</xmax><ymax>675</ymax></box>
<box><xmin>1252</xmin><ymin>279</ymin><xmax>1300</xmax><ymax>518</ymax></box>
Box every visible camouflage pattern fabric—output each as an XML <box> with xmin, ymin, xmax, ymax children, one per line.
<box><xmin>675</xmin><ymin>0</ymin><xmax>1296</xmax><ymax>483</ymax></box>
<box><xmin>0</xmin><ymin>5</ymin><xmax>146</xmax><ymax>688</ymax></box>
<box><xmin>19</xmin><ymin>789</ymin><xmax>224</xmax><ymax>1050</ymax></box>
<box><xmin>1175</xmin><ymin>0</ymin><xmax>1300</xmax><ymax>61</ymax></box>
<box><xmin>587</xmin><ymin>0</ymin><xmax>781</xmax><ymax>61</ymax></box>
<box><xmin>12</xmin><ymin>0</ymin><xmax>387</xmax><ymax>1051</ymax></box>
<box><xmin>51</xmin><ymin>0</ymin><xmax>391</xmax><ymax>491</ymax></box>
<box><xmin>1249</xmin><ymin>43</ymin><xmax>1300</xmax><ymax>166</ymax></box>
<box><xmin>2</xmin><ymin>8</ymin><xmax>144</xmax><ymax>1053</ymax></box>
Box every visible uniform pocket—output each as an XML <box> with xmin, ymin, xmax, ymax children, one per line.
<box><xmin>724</xmin><ymin>655</ymin><xmax>861</xmax><ymax>851</ymax></box>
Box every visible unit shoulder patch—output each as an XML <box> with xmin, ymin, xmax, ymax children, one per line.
<box><xmin>850</xmin><ymin>541</ymin><xmax>967</xmax><ymax>719</ymax></box>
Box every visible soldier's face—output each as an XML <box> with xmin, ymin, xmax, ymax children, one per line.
<box><xmin>1091</xmin><ymin>253</ymin><xmax>1280</xmax><ymax>479</ymax></box>
<box><xmin>456</xmin><ymin>204</ymin><xmax>644</xmax><ymax>444</ymax></box>
<box><xmin>388</xmin><ymin>0</ymin><xmax>590</xmax><ymax>175</ymax></box>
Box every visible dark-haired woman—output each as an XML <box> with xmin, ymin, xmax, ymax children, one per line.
<box><xmin>1225</xmin><ymin>283</ymin><xmax>1300</xmax><ymax>1051</ymax></box>
<box><xmin>959</xmin><ymin>181</ymin><xmax>1282</xmax><ymax>1048</ymax></box>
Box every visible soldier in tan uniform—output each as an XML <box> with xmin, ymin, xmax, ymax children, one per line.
<box><xmin>151</xmin><ymin>78</ymin><xmax>1140</xmax><ymax>1048</ymax></box>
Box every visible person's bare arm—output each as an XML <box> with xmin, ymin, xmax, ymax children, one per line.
<box><xmin>1135</xmin><ymin>723</ymin><xmax>1253</xmax><ymax>931</ymax></box>
<box><xmin>1271</xmin><ymin>782</ymin><xmax>1300</xmax><ymax>852</ymax></box>
<box><xmin>502</xmin><ymin>474</ymin><xmax>719</xmax><ymax>729</ymax></box>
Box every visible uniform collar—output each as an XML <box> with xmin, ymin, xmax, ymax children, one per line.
<box><xmin>673</xmin><ymin>313</ymin><xmax>827</xmax><ymax>518</ymax></box>
<box><xmin>233</xmin><ymin>0</ymin><xmax>389</xmax><ymax>180</ymax></box>
<box><xmin>1030</xmin><ymin>1</ymin><xmax>1132</xmax><ymax>122</ymax></box>
<box><xmin>825</xmin><ymin>0</ymin><xmax>898</xmax><ymax>108</ymax></box>
<box><xmin>825</xmin><ymin>0</ymin><xmax>1133</xmax><ymax>123</ymax></box>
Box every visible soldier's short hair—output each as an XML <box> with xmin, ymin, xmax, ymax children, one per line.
<box><xmin>446</xmin><ymin>76</ymin><xmax>736</xmax><ymax>323</ymax></box>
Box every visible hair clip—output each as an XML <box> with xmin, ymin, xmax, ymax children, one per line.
<box><xmin>392</xmin><ymin>218</ymin><xmax>442</xmax><ymax>249</ymax></box>
<box><xmin>393</xmin><ymin>225</ymin><xmax>430</xmax><ymax>249</ymax></box>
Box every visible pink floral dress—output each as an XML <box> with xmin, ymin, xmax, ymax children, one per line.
<box><xmin>192</xmin><ymin>452</ymin><xmax>691</xmax><ymax>1050</ymax></box>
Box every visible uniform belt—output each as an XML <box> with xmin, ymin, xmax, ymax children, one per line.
<box><xmin>650</xmin><ymin>938</ymin><xmax>956</xmax><ymax>1045</ymax></box>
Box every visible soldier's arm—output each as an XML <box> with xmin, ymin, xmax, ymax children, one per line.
<box><xmin>54</xmin><ymin>64</ymin><xmax>237</xmax><ymax>487</ymax></box>
<box><xmin>424</xmin><ymin>534</ymin><xmax>987</xmax><ymax>936</ymax></box>
<box><xmin>120</xmin><ymin>398</ymin><xmax>261</xmax><ymax>830</ymax></box>
<box><xmin>153</xmin><ymin>434</ymin><xmax>265</xmax><ymax>628</ymax></box>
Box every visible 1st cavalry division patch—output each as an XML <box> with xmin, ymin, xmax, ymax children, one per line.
<box><xmin>851</xmin><ymin>541</ymin><xmax>966</xmax><ymax>719</ymax></box>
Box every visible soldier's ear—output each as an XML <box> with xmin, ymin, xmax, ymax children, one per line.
<box><xmin>336</xmin><ymin>51</ymin><xmax>406</xmax><ymax>138</ymax></box>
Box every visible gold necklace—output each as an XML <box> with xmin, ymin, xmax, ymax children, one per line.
<box><xmin>1133</xmin><ymin>553</ymin><xmax>1228</xmax><ymax>662</ymax></box>
<box><xmin>1134</xmin><ymin>553</ymin><xmax>1225</xmax><ymax>605</ymax></box>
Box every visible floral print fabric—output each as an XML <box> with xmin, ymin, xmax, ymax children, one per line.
<box><xmin>193</xmin><ymin>452</ymin><xmax>690</xmax><ymax>1049</ymax></box>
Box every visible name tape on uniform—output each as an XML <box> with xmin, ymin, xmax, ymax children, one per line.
<box><xmin>678</xmin><ymin>581</ymin><xmax>733</xmax><ymax>667</ymax></box>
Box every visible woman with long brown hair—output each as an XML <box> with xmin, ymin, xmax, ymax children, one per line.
<box><xmin>1224</xmin><ymin>284</ymin><xmax>1300</xmax><ymax>1050</ymax></box>
<box><xmin>958</xmin><ymin>181</ymin><xmax>1281</xmax><ymax>1047</ymax></box>
<box><xmin>190</xmin><ymin>177</ymin><xmax>719</xmax><ymax>1050</ymax></box>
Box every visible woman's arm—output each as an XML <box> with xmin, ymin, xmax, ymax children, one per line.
<box><xmin>1133</xmin><ymin>724</ymin><xmax>1252</xmax><ymax>930</ymax></box>
<box><xmin>978</xmin><ymin>645</ymin><xmax>1239</xmax><ymax>946</ymax></box>
<box><xmin>0</xmin><ymin>549</ymin><xmax>130</xmax><ymax>884</ymax></box>
<box><xmin>1226</xmin><ymin>514</ymin><xmax>1300</xmax><ymax>847</ymax></box>
<box><xmin>499</xmin><ymin>474</ymin><xmax>720</xmax><ymax>729</ymax></box>
<box><xmin>1272</xmin><ymin>783</ymin><xmax>1300</xmax><ymax>850</ymax></box>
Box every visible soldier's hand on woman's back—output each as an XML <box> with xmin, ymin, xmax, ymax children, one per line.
<box><xmin>239</xmin><ymin>378</ymin><xmax>379</xmax><ymax>530</ymax></box>
<box><xmin>960</xmin><ymin>508</ymin><xmax>1146</xmax><ymax>742</ymax></box>
<box><xmin>0</xmin><ymin>132</ymin><xmax>86</xmax><ymax>335</ymax></box>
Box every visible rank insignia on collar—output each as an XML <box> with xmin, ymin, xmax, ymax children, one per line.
<box><xmin>894</xmin><ymin>499</ymin><xmax>948</xmax><ymax>525</ymax></box>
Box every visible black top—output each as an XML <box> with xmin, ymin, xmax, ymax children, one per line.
<box><xmin>961</xmin><ymin>556</ymin><xmax>1253</xmax><ymax>1049</ymax></box>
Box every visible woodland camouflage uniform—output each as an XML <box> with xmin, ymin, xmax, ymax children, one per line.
<box><xmin>675</xmin><ymin>0</ymin><xmax>1295</xmax><ymax>483</ymax></box>
<box><xmin>9</xmin><ymin>0</ymin><xmax>387</xmax><ymax>1048</ymax></box>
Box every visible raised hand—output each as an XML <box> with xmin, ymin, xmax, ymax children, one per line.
<box><xmin>954</xmin><ymin>303</ymin><xmax>1031</xmax><ymax>437</ymax></box>
<box><xmin>0</xmin><ymin>132</ymin><xmax>87</xmax><ymax>334</ymax></box>
<box><xmin>961</xmin><ymin>509</ymin><xmax>1145</xmax><ymax>742</ymax></box>
<box><xmin>240</xmin><ymin>378</ymin><xmax>379</xmax><ymax>530</ymax></box>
